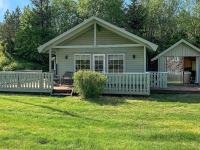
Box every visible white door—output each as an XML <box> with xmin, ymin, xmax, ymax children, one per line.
<box><xmin>93</xmin><ymin>54</ymin><xmax>105</xmax><ymax>73</ymax></box>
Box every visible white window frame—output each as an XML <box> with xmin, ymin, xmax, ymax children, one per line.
<box><xmin>107</xmin><ymin>54</ymin><xmax>125</xmax><ymax>73</ymax></box>
<box><xmin>74</xmin><ymin>54</ymin><xmax>92</xmax><ymax>71</ymax></box>
<box><xmin>93</xmin><ymin>54</ymin><xmax>106</xmax><ymax>73</ymax></box>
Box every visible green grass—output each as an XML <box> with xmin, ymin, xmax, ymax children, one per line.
<box><xmin>0</xmin><ymin>94</ymin><xmax>200</xmax><ymax>150</ymax></box>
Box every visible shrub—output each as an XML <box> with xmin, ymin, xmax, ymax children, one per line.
<box><xmin>73</xmin><ymin>70</ymin><xmax>107</xmax><ymax>98</ymax></box>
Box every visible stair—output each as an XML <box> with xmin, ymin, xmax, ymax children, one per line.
<box><xmin>52</xmin><ymin>86</ymin><xmax>73</xmax><ymax>96</ymax></box>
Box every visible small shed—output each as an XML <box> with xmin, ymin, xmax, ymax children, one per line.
<box><xmin>152</xmin><ymin>39</ymin><xmax>200</xmax><ymax>84</ymax></box>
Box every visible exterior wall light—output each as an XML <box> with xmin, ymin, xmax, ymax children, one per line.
<box><xmin>65</xmin><ymin>55</ymin><xmax>68</xmax><ymax>59</ymax></box>
<box><xmin>132</xmin><ymin>55</ymin><xmax>136</xmax><ymax>59</ymax></box>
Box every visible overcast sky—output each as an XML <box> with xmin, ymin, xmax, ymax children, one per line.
<box><xmin>0</xmin><ymin>0</ymin><xmax>131</xmax><ymax>22</ymax></box>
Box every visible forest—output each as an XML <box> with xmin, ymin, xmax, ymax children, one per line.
<box><xmin>0</xmin><ymin>0</ymin><xmax>199</xmax><ymax>71</ymax></box>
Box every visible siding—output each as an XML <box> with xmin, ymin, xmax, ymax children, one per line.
<box><xmin>58</xmin><ymin>24</ymin><xmax>134</xmax><ymax>46</ymax></box>
<box><xmin>59</xmin><ymin>26</ymin><xmax>94</xmax><ymax>46</ymax></box>
<box><xmin>163</xmin><ymin>43</ymin><xmax>200</xmax><ymax>57</ymax></box>
<box><xmin>96</xmin><ymin>27</ymin><xmax>134</xmax><ymax>45</ymax></box>
<box><xmin>158</xmin><ymin>43</ymin><xmax>200</xmax><ymax>72</ymax></box>
<box><xmin>55</xmin><ymin>47</ymin><xmax>145</xmax><ymax>76</ymax></box>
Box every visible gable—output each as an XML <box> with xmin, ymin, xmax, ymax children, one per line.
<box><xmin>58</xmin><ymin>24</ymin><xmax>135</xmax><ymax>46</ymax></box>
<box><xmin>96</xmin><ymin>26</ymin><xmax>134</xmax><ymax>45</ymax></box>
<box><xmin>38</xmin><ymin>16</ymin><xmax>158</xmax><ymax>53</ymax></box>
<box><xmin>58</xmin><ymin>25</ymin><xmax>94</xmax><ymax>46</ymax></box>
<box><xmin>162</xmin><ymin>43</ymin><xmax>200</xmax><ymax>57</ymax></box>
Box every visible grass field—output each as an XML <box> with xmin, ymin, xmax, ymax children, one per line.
<box><xmin>0</xmin><ymin>94</ymin><xmax>200</xmax><ymax>150</ymax></box>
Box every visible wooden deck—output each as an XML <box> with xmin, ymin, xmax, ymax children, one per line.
<box><xmin>151</xmin><ymin>85</ymin><xmax>200</xmax><ymax>94</ymax></box>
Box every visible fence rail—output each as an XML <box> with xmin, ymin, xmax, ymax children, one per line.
<box><xmin>104</xmin><ymin>73</ymin><xmax>150</xmax><ymax>95</ymax></box>
<box><xmin>0</xmin><ymin>72</ymin><xmax>53</xmax><ymax>93</ymax></box>
<box><xmin>150</xmin><ymin>72</ymin><xmax>168</xmax><ymax>88</ymax></box>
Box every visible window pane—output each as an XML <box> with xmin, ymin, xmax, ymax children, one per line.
<box><xmin>108</xmin><ymin>55</ymin><xmax>124</xmax><ymax>73</ymax></box>
<box><xmin>75</xmin><ymin>55</ymin><xmax>90</xmax><ymax>71</ymax></box>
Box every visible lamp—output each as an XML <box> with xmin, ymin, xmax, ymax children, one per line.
<box><xmin>65</xmin><ymin>55</ymin><xmax>68</xmax><ymax>59</ymax></box>
<box><xmin>132</xmin><ymin>55</ymin><xmax>136</xmax><ymax>59</ymax></box>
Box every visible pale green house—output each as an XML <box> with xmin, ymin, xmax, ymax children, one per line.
<box><xmin>38</xmin><ymin>16</ymin><xmax>157</xmax><ymax>76</ymax></box>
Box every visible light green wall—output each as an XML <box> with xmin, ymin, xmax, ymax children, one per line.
<box><xmin>163</xmin><ymin>43</ymin><xmax>200</xmax><ymax>57</ymax></box>
<box><xmin>55</xmin><ymin>47</ymin><xmax>144</xmax><ymax>76</ymax></box>
<box><xmin>96</xmin><ymin>27</ymin><xmax>134</xmax><ymax>45</ymax></box>
<box><xmin>54</xmin><ymin>23</ymin><xmax>145</xmax><ymax>76</ymax></box>
<box><xmin>58</xmin><ymin>25</ymin><xmax>134</xmax><ymax>46</ymax></box>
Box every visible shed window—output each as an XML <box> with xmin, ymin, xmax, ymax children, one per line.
<box><xmin>75</xmin><ymin>54</ymin><xmax>91</xmax><ymax>71</ymax></box>
<box><xmin>108</xmin><ymin>54</ymin><xmax>124</xmax><ymax>73</ymax></box>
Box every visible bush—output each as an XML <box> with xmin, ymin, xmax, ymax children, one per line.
<box><xmin>73</xmin><ymin>70</ymin><xmax>107</xmax><ymax>98</ymax></box>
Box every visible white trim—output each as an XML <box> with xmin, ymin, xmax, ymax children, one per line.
<box><xmin>107</xmin><ymin>54</ymin><xmax>125</xmax><ymax>73</ymax></box>
<box><xmin>38</xmin><ymin>16</ymin><xmax>158</xmax><ymax>53</ymax></box>
<box><xmin>51</xmin><ymin>57</ymin><xmax>56</xmax><ymax>70</ymax></box>
<box><xmin>144</xmin><ymin>46</ymin><xmax>146</xmax><ymax>72</ymax></box>
<box><xmin>152</xmin><ymin>39</ymin><xmax>200</xmax><ymax>61</ymax></box>
<box><xmin>74</xmin><ymin>54</ymin><xmax>92</xmax><ymax>72</ymax></box>
<box><xmin>49</xmin><ymin>49</ymin><xmax>52</xmax><ymax>72</ymax></box>
<box><xmin>93</xmin><ymin>54</ymin><xmax>105</xmax><ymax>73</ymax></box>
<box><xmin>94</xmin><ymin>23</ymin><xmax>96</xmax><ymax>46</ymax></box>
<box><xmin>53</xmin><ymin>44</ymin><xmax>143</xmax><ymax>49</ymax></box>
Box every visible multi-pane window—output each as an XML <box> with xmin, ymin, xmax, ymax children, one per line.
<box><xmin>94</xmin><ymin>55</ymin><xmax>105</xmax><ymax>72</ymax></box>
<box><xmin>75</xmin><ymin>55</ymin><xmax>91</xmax><ymax>71</ymax></box>
<box><xmin>108</xmin><ymin>54</ymin><xmax>124</xmax><ymax>73</ymax></box>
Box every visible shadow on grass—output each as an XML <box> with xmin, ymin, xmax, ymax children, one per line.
<box><xmin>84</xmin><ymin>96</ymin><xmax>128</xmax><ymax>106</ymax></box>
<box><xmin>149</xmin><ymin>131</ymin><xmax>200</xmax><ymax>142</ymax></box>
<box><xmin>3</xmin><ymin>98</ymin><xmax>99</xmax><ymax>122</ymax></box>
<box><xmin>148</xmin><ymin>94</ymin><xmax>200</xmax><ymax>104</ymax></box>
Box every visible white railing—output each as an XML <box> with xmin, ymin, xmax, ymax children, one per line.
<box><xmin>0</xmin><ymin>72</ymin><xmax>53</xmax><ymax>93</ymax></box>
<box><xmin>104</xmin><ymin>73</ymin><xmax>150</xmax><ymax>95</ymax></box>
<box><xmin>150</xmin><ymin>72</ymin><xmax>168</xmax><ymax>88</ymax></box>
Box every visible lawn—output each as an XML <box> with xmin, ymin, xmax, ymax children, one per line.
<box><xmin>0</xmin><ymin>94</ymin><xmax>200</xmax><ymax>150</ymax></box>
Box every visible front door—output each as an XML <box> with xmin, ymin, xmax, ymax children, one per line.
<box><xmin>93</xmin><ymin>54</ymin><xmax>105</xmax><ymax>73</ymax></box>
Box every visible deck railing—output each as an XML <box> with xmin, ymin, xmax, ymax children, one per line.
<box><xmin>104</xmin><ymin>73</ymin><xmax>150</xmax><ymax>95</ymax></box>
<box><xmin>150</xmin><ymin>72</ymin><xmax>168</xmax><ymax>88</ymax></box>
<box><xmin>0</xmin><ymin>72</ymin><xmax>53</xmax><ymax>93</ymax></box>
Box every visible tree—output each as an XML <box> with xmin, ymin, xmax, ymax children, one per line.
<box><xmin>0</xmin><ymin>7</ymin><xmax>21</xmax><ymax>54</ymax></box>
<box><xmin>52</xmin><ymin>0</ymin><xmax>80</xmax><ymax>34</ymax></box>
<box><xmin>78</xmin><ymin>0</ymin><xmax>126</xmax><ymax>27</ymax></box>
<box><xmin>15</xmin><ymin>0</ymin><xmax>55</xmax><ymax>64</ymax></box>
<box><xmin>126</xmin><ymin>0</ymin><xmax>148</xmax><ymax>36</ymax></box>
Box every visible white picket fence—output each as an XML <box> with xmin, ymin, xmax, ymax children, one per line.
<box><xmin>104</xmin><ymin>73</ymin><xmax>150</xmax><ymax>95</ymax></box>
<box><xmin>150</xmin><ymin>72</ymin><xmax>168</xmax><ymax>88</ymax></box>
<box><xmin>0</xmin><ymin>72</ymin><xmax>53</xmax><ymax>93</ymax></box>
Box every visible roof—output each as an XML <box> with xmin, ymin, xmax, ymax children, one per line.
<box><xmin>151</xmin><ymin>39</ymin><xmax>200</xmax><ymax>61</ymax></box>
<box><xmin>38</xmin><ymin>16</ymin><xmax>158</xmax><ymax>53</ymax></box>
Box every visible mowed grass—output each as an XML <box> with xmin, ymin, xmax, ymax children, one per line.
<box><xmin>0</xmin><ymin>94</ymin><xmax>200</xmax><ymax>150</ymax></box>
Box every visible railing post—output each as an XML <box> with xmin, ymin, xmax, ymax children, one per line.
<box><xmin>39</xmin><ymin>73</ymin><xmax>44</xmax><ymax>90</ymax></box>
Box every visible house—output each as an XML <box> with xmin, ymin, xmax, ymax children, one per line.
<box><xmin>38</xmin><ymin>16</ymin><xmax>157</xmax><ymax>76</ymax></box>
<box><xmin>37</xmin><ymin>16</ymin><xmax>165</xmax><ymax>95</ymax></box>
<box><xmin>152</xmin><ymin>39</ymin><xmax>200</xmax><ymax>84</ymax></box>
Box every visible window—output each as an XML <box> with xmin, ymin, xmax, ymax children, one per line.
<box><xmin>108</xmin><ymin>54</ymin><xmax>124</xmax><ymax>73</ymax></box>
<box><xmin>93</xmin><ymin>54</ymin><xmax>105</xmax><ymax>73</ymax></box>
<box><xmin>75</xmin><ymin>54</ymin><xmax>91</xmax><ymax>71</ymax></box>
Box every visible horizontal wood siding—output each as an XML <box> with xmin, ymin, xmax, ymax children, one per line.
<box><xmin>96</xmin><ymin>27</ymin><xmax>134</xmax><ymax>45</ymax></box>
<box><xmin>55</xmin><ymin>47</ymin><xmax>144</xmax><ymax>76</ymax></box>
<box><xmin>0</xmin><ymin>72</ymin><xmax>53</xmax><ymax>93</ymax></box>
<box><xmin>104</xmin><ymin>73</ymin><xmax>150</xmax><ymax>95</ymax></box>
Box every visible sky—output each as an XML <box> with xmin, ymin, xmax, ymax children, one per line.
<box><xmin>0</xmin><ymin>0</ymin><xmax>131</xmax><ymax>22</ymax></box>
